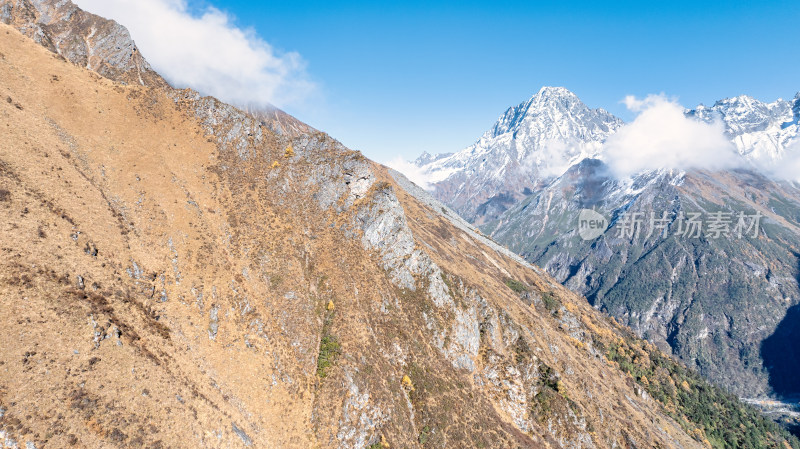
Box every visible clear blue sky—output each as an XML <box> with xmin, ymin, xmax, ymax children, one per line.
<box><xmin>189</xmin><ymin>0</ymin><xmax>799</xmax><ymax>162</ymax></box>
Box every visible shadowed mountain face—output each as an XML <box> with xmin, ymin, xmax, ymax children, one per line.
<box><xmin>761</xmin><ymin>266</ymin><xmax>800</xmax><ymax>437</ymax></box>
<box><xmin>762</xmin><ymin>303</ymin><xmax>800</xmax><ymax>397</ymax></box>
<box><xmin>761</xmin><ymin>255</ymin><xmax>800</xmax><ymax>398</ymax></box>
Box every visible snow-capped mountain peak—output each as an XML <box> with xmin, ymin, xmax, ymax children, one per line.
<box><xmin>487</xmin><ymin>86</ymin><xmax>585</xmax><ymax>138</ymax></box>
<box><xmin>485</xmin><ymin>86</ymin><xmax>620</xmax><ymax>142</ymax></box>
<box><xmin>687</xmin><ymin>94</ymin><xmax>799</xmax><ymax>162</ymax></box>
<box><xmin>414</xmin><ymin>86</ymin><xmax>624</xmax><ymax>222</ymax></box>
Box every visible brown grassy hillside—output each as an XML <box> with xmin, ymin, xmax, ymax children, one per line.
<box><xmin>0</xmin><ymin>2</ymin><xmax>796</xmax><ymax>448</ymax></box>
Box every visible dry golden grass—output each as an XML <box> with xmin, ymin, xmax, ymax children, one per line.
<box><xmin>0</xmin><ymin>20</ymin><xmax>718</xmax><ymax>449</ymax></box>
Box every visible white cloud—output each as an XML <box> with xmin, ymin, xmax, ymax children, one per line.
<box><xmin>527</xmin><ymin>139</ymin><xmax>604</xmax><ymax>178</ymax></box>
<box><xmin>603</xmin><ymin>95</ymin><xmax>742</xmax><ymax>177</ymax></box>
<box><xmin>763</xmin><ymin>138</ymin><xmax>800</xmax><ymax>183</ymax></box>
<box><xmin>74</xmin><ymin>0</ymin><xmax>315</xmax><ymax>109</ymax></box>
<box><xmin>384</xmin><ymin>157</ymin><xmax>434</xmax><ymax>190</ymax></box>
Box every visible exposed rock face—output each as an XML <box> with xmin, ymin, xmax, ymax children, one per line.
<box><xmin>0</xmin><ymin>1</ymin><xmax>797</xmax><ymax>448</ymax></box>
<box><xmin>246</xmin><ymin>106</ymin><xmax>319</xmax><ymax>139</ymax></box>
<box><xmin>0</xmin><ymin>0</ymin><xmax>166</xmax><ymax>87</ymax></box>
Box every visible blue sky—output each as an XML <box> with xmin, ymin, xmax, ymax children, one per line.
<box><xmin>100</xmin><ymin>1</ymin><xmax>800</xmax><ymax>163</ymax></box>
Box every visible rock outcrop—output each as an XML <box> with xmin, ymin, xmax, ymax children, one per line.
<box><xmin>1</xmin><ymin>0</ymin><xmax>165</xmax><ymax>88</ymax></box>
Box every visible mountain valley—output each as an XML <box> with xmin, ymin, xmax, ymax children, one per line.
<box><xmin>415</xmin><ymin>85</ymin><xmax>800</xmax><ymax>431</ymax></box>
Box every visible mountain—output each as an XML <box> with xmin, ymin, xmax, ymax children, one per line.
<box><xmin>5</xmin><ymin>1</ymin><xmax>797</xmax><ymax>448</ymax></box>
<box><xmin>485</xmin><ymin>163</ymin><xmax>800</xmax><ymax>399</ymax></box>
<box><xmin>688</xmin><ymin>94</ymin><xmax>800</xmax><ymax>163</ymax></box>
<box><xmin>0</xmin><ymin>0</ymin><xmax>166</xmax><ymax>89</ymax></box>
<box><xmin>414</xmin><ymin>87</ymin><xmax>623</xmax><ymax>224</ymax></box>
<box><xmin>443</xmin><ymin>90</ymin><xmax>800</xmax><ymax>408</ymax></box>
<box><xmin>3</xmin><ymin>1</ymin><xmax>797</xmax><ymax>448</ymax></box>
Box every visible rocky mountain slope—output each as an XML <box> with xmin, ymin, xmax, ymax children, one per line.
<box><xmin>485</xmin><ymin>162</ymin><xmax>800</xmax><ymax>400</ymax></box>
<box><xmin>1</xmin><ymin>1</ymin><xmax>797</xmax><ymax>448</ymax></box>
<box><xmin>0</xmin><ymin>0</ymin><xmax>165</xmax><ymax>88</ymax></box>
<box><xmin>414</xmin><ymin>87</ymin><xmax>623</xmax><ymax>224</ymax></box>
<box><xmin>456</xmin><ymin>90</ymin><xmax>800</xmax><ymax>405</ymax></box>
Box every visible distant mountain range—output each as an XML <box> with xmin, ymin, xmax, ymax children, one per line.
<box><xmin>415</xmin><ymin>88</ymin><xmax>800</xmax><ymax>406</ymax></box>
<box><xmin>416</xmin><ymin>87</ymin><xmax>800</xmax><ymax>224</ymax></box>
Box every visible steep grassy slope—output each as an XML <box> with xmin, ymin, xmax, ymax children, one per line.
<box><xmin>0</xmin><ymin>2</ymin><xmax>797</xmax><ymax>448</ymax></box>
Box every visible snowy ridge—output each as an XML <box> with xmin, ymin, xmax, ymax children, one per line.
<box><xmin>414</xmin><ymin>88</ymin><xmax>800</xmax><ymax>223</ymax></box>
<box><xmin>688</xmin><ymin>93</ymin><xmax>800</xmax><ymax>163</ymax></box>
<box><xmin>420</xmin><ymin>86</ymin><xmax>623</xmax><ymax>183</ymax></box>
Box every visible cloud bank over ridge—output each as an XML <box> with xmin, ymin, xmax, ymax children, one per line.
<box><xmin>75</xmin><ymin>0</ymin><xmax>315</xmax><ymax>109</ymax></box>
<box><xmin>602</xmin><ymin>95</ymin><xmax>743</xmax><ymax>177</ymax></box>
